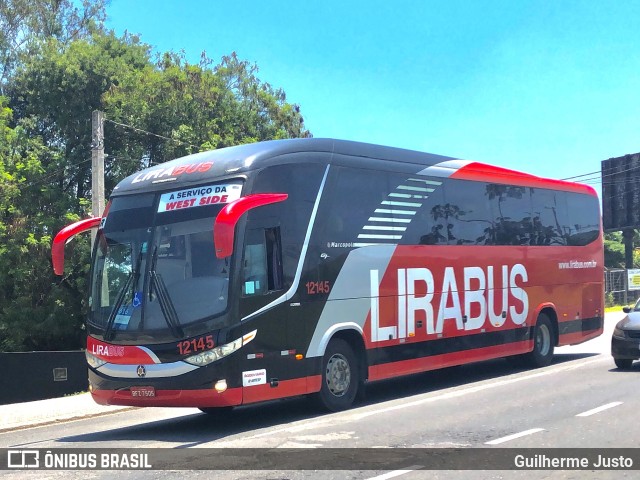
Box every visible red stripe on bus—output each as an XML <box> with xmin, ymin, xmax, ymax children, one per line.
<box><xmin>87</xmin><ymin>336</ymin><xmax>159</xmax><ymax>365</ymax></box>
<box><xmin>368</xmin><ymin>343</ymin><xmax>530</xmax><ymax>382</ymax></box>
<box><xmin>450</xmin><ymin>162</ymin><xmax>597</xmax><ymax>195</ymax></box>
<box><xmin>242</xmin><ymin>376</ymin><xmax>322</xmax><ymax>404</ymax></box>
<box><xmin>91</xmin><ymin>375</ymin><xmax>323</xmax><ymax>407</ymax></box>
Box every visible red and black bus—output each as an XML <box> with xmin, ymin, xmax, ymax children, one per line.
<box><xmin>52</xmin><ymin>138</ymin><xmax>604</xmax><ymax>412</ymax></box>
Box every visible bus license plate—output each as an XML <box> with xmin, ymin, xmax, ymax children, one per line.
<box><xmin>131</xmin><ymin>386</ymin><xmax>155</xmax><ymax>397</ymax></box>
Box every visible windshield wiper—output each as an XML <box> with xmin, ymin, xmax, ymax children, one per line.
<box><xmin>104</xmin><ymin>246</ymin><xmax>143</xmax><ymax>341</ymax></box>
<box><xmin>103</xmin><ymin>271</ymin><xmax>133</xmax><ymax>342</ymax></box>
<box><xmin>148</xmin><ymin>246</ymin><xmax>184</xmax><ymax>339</ymax></box>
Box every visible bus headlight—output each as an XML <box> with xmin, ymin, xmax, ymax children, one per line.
<box><xmin>184</xmin><ymin>337</ymin><xmax>243</xmax><ymax>366</ymax></box>
<box><xmin>86</xmin><ymin>351</ymin><xmax>107</xmax><ymax>369</ymax></box>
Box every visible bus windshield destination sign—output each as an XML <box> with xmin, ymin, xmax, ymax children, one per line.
<box><xmin>157</xmin><ymin>184</ymin><xmax>242</xmax><ymax>212</ymax></box>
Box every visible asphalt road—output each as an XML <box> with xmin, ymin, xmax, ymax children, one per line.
<box><xmin>2</xmin><ymin>312</ymin><xmax>638</xmax><ymax>480</ymax></box>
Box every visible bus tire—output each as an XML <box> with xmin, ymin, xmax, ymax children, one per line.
<box><xmin>198</xmin><ymin>406</ymin><xmax>233</xmax><ymax>416</ymax></box>
<box><xmin>316</xmin><ymin>338</ymin><xmax>359</xmax><ymax>412</ymax></box>
<box><xmin>524</xmin><ymin>313</ymin><xmax>555</xmax><ymax>368</ymax></box>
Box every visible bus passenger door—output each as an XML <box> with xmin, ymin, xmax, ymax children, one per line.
<box><xmin>239</xmin><ymin>225</ymin><xmax>292</xmax><ymax>403</ymax></box>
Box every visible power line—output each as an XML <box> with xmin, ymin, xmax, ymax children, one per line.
<box><xmin>104</xmin><ymin>118</ymin><xmax>200</xmax><ymax>151</ymax></box>
<box><xmin>561</xmin><ymin>171</ymin><xmax>600</xmax><ymax>181</ymax></box>
<box><xmin>562</xmin><ymin>161</ymin><xmax>640</xmax><ymax>186</ymax></box>
<box><xmin>19</xmin><ymin>157</ymin><xmax>93</xmax><ymax>190</ymax></box>
<box><xmin>9</xmin><ymin>114</ymin><xmax>640</xmax><ymax>201</ymax></box>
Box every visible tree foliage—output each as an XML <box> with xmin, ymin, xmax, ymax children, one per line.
<box><xmin>0</xmin><ymin>0</ymin><xmax>108</xmax><ymax>94</ymax></box>
<box><xmin>0</xmin><ymin>97</ymin><xmax>89</xmax><ymax>350</ymax></box>
<box><xmin>604</xmin><ymin>231</ymin><xmax>640</xmax><ymax>269</ymax></box>
<box><xmin>0</xmin><ymin>7</ymin><xmax>310</xmax><ymax>351</ymax></box>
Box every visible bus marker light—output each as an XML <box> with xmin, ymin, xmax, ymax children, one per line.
<box><xmin>214</xmin><ymin>380</ymin><xmax>228</xmax><ymax>393</ymax></box>
<box><xmin>295</xmin><ymin>354</ymin><xmax>304</xmax><ymax>360</ymax></box>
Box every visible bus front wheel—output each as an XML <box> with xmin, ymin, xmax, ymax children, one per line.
<box><xmin>198</xmin><ymin>406</ymin><xmax>233</xmax><ymax>416</ymax></box>
<box><xmin>316</xmin><ymin>338</ymin><xmax>359</xmax><ymax>412</ymax></box>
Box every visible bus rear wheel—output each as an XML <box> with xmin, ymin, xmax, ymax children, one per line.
<box><xmin>524</xmin><ymin>313</ymin><xmax>555</xmax><ymax>368</ymax></box>
<box><xmin>316</xmin><ymin>338</ymin><xmax>359</xmax><ymax>412</ymax></box>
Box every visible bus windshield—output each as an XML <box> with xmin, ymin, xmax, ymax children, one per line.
<box><xmin>89</xmin><ymin>189</ymin><xmax>237</xmax><ymax>343</ymax></box>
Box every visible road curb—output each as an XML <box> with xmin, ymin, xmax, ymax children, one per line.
<box><xmin>0</xmin><ymin>392</ymin><xmax>137</xmax><ymax>434</ymax></box>
<box><xmin>0</xmin><ymin>406</ymin><xmax>139</xmax><ymax>434</ymax></box>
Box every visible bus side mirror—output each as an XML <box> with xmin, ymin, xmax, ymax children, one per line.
<box><xmin>213</xmin><ymin>193</ymin><xmax>288</xmax><ymax>259</ymax></box>
<box><xmin>51</xmin><ymin>217</ymin><xmax>102</xmax><ymax>275</ymax></box>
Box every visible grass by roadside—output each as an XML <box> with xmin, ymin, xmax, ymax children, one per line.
<box><xmin>605</xmin><ymin>305</ymin><xmax>625</xmax><ymax>313</ymax></box>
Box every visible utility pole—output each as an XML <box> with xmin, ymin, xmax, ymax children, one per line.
<box><xmin>91</xmin><ymin>110</ymin><xmax>105</xmax><ymax>245</ymax></box>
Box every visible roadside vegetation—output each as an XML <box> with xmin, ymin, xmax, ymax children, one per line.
<box><xmin>0</xmin><ymin>0</ymin><xmax>309</xmax><ymax>351</ymax></box>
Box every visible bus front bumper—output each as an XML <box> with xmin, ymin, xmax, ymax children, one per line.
<box><xmin>90</xmin><ymin>384</ymin><xmax>243</xmax><ymax>407</ymax></box>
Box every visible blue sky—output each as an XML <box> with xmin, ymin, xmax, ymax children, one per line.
<box><xmin>106</xmin><ymin>1</ymin><xmax>640</xmax><ymax>193</ymax></box>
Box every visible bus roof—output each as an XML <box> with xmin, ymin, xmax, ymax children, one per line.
<box><xmin>111</xmin><ymin>138</ymin><xmax>456</xmax><ymax>195</ymax></box>
<box><xmin>110</xmin><ymin>138</ymin><xmax>596</xmax><ymax>197</ymax></box>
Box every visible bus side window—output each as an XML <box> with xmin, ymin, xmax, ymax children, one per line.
<box><xmin>265</xmin><ymin>227</ymin><xmax>283</xmax><ymax>291</ymax></box>
<box><xmin>242</xmin><ymin>227</ymin><xmax>283</xmax><ymax>296</ymax></box>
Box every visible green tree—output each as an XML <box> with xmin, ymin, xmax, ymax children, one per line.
<box><xmin>0</xmin><ymin>0</ymin><xmax>108</xmax><ymax>94</ymax></box>
<box><xmin>8</xmin><ymin>32</ymin><xmax>151</xmax><ymax>200</ymax></box>
<box><xmin>0</xmin><ymin>97</ymin><xmax>89</xmax><ymax>351</ymax></box>
<box><xmin>604</xmin><ymin>232</ymin><xmax>626</xmax><ymax>268</ymax></box>
<box><xmin>103</xmin><ymin>50</ymin><xmax>310</xmax><ymax>183</ymax></box>
<box><xmin>10</xmin><ymin>36</ymin><xmax>310</xmax><ymax>200</ymax></box>
<box><xmin>604</xmin><ymin>230</ymin><xmax>640</xmax><ymax>269</ymax></box>
<box><xmin>215</xmin><ymin>52</ymin><xmax>310</xmax><ymax>142</ymax></box>
<box><xmin>2</xmin><ymin>29</ymin><xmax>310</xmax><ymax>351</ymax></box>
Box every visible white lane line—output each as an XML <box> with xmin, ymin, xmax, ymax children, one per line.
<box><xmin>245</xmin><ymin>356</ymin><xmax>607</xmax><ymax>440</ymax></box>
<box><xmin>576</xmin><ymin>401</ymin><xmax>623</xmax><ymax>417</ymax></box>
<box><xmin>351</xmin><ymin>356</ymin><xmax>605</xmax><ymax>423</ymax></box>
<box><xmin>366</xmin><ymin>465</ymin><xmax>424</xmax><ymax>480</ymax></box>
<box><xmin>485</xmin><ymin>428</ymin><xmax>545</xmax><ymax>445</ymax></box>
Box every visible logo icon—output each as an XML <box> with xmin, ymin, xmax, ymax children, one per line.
<box><xmin>7</xmin><ymin>450</ymin><xmax>39</xmax><ymax>468</ymax></box>
<box><xmin>136</xmin><ymin>365</ymin><xmax>146</xmax><ymax>378</ymax></box>
<box><xmin>132</xmin><ymin>291</ymin><xmax>143</xmax><ymax>308</ymax></box>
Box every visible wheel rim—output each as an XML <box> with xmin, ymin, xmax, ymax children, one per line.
<box><xmin>325</xmin><ymin>353</ymin><xmax>351</xmax><ymax>397</ymax></box>
<box><xmin>536</xmin><ymin>324</ymin><xmax>551</xmax><ymax>356</ymax></box>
